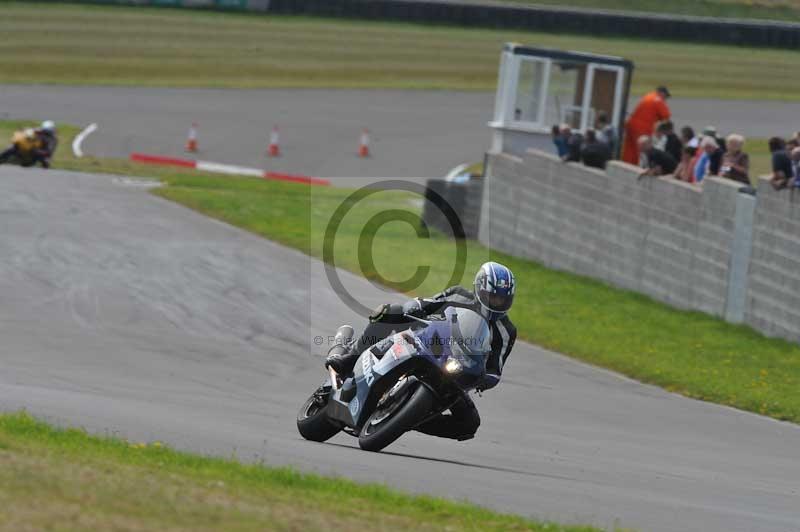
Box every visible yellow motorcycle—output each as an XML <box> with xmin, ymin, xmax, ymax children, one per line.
<box><xmin>0</xmin><ymin>128</ymin><xmax>43</xmax><ymax>167</ymax></box>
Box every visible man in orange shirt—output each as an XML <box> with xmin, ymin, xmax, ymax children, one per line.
<box><xmin>622</xmin><ymin>86</ymin><xmax>672</xmax><ymax>165</ymax></box>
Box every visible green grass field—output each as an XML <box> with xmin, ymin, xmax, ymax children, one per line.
<box><xmin>4</xmin><ymin>120</ymin><xmax>797</xmax><ymax>425</ymax></box>
<box><xmin>0</xmin><ymin>413</ymin><xmax>600</xmax><ymax>531</ymax></box>
<box><xmin>511</xmin><ymin>0</ymin><xmax>800</xmax><ymax>22</ymax></box>
<box><xmin>2</xmin><ymin>2</ymin><xmax>800</xmax><ymax>100</ymax></box>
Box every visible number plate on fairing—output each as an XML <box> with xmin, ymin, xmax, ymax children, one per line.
<box><xmin>389</xmin><ymin>333</ymin><xmax>417</xmax><ymax>360</ymax></box>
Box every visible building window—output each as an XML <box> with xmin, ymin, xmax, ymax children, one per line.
<box><xmin>544</xmin><ymin>60</ymin><xmax>585</xmax><ymax>130</ymax></box>
<box><xmin>513</xmin><ymin>58</ymin><xmax>545</xmax><ymax>125</ymax></box>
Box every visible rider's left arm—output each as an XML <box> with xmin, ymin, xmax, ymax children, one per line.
<box><xmin>481</xmin><ymin>317</ymin><xmax>517</xmax><ymax>392</ymax></box>
<box><xmin>402</xmin><ymin>287</ymin><xmax>462</xmax><ymax>317</ymax></box>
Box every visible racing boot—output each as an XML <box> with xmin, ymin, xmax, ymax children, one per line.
<box><xmin>324</xmin><ymin>348</ymin><xmax>359</xmax><ymax>376</ymax></box>
<box><xmin>324</xmin><ymin>306</ymin><xmax>405</xmax><ymax>376</ymax></box>
<box><xmin>415</xmin><ymin>394</ymin><xmax>480</xmax><ymax>441</ymax></box>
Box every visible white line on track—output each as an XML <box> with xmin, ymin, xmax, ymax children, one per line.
<box><xmin>72</xmin><ymin>123</ymin><xmax>98</xmax><ymax>158</ymax></box>
<box><xmin>196</xmin><ymin>160</ymin><xmax>263</xmax><ymax>177</ymax></box>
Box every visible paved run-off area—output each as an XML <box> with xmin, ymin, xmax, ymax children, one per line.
<box><xmin>1</xmin><ymin>166</ymin><xmax>798</xmax><ymax>532</ymax></box>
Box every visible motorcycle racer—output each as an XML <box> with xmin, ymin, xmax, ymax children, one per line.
<box><xmin>0</xmin><ymin>120</ymin><xmax>58</xmax><ymax>168</ymax></box>
<box><xmin>325</xmin><ymin>262</ymin><xmax>517</xmax><ymax>440</ymax></box>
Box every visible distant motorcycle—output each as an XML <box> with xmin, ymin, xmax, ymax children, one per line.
<box><xmin>0</xmin><ymin>129</ymin><xmax>42</xmax><ymax>167</ymax></box>
<box><xmin>297</xmin><ymin>306</ymin><xmax>490</xmax><ymax>452</ymax></box>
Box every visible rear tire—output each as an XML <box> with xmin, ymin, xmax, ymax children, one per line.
<box><xmin>297</xmin><ymin>393</ymin><xmax>341</xmax><ymax>442</ymax></box>
<box><xmin>358</xmin><ymin>383</ymin><xmax>434</xmax><ymax>452</ymax></box>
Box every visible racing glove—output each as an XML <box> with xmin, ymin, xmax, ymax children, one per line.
<box><xmin>369</xmin><ymin>303</ymin><xmax>406</xmax><ymax>324</ymax></box>
<box><xmin>402</xmin><ymin>298</ymin><xmax>425</xmax><ymax>318</ymax></box>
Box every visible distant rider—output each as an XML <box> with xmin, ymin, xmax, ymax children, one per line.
<box><xmin>33</xmin><ymin>120</ymin><xmax>59</xmax><ymax>168</ymax></box>
<box><xmin>326</xmin><ymin>262</ymin><xmax>517</xmax><ymax>441</ymax></box>
<box><xmin>0</xmin><ymin>120</ymin><xmax>58</xmax><ymax>168</ymax></box>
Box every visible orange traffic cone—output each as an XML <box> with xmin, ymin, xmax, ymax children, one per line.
<box><xmin>268</xmin><ymin>126</ymin><xmax>281</xmax><ymax>157</ymax></box>
<box><xmin>358</xmin><ymin>128</ymin><xmax>370</xmax><ymax>158</ymax></box>
<box><xmin>185</xmin><ymin>123</ymin><xmax>198</xmax><ymax>153</ymax></box>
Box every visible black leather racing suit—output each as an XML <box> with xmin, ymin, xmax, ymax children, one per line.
<box><xmin>348</xmin><ymin>286</ymin><xmax>517</xmax><ymax>440</ymax></box>
<box><xmin>32</xmin><ymin>130</ymin><xmax>58</xmax><ymax>168</ymax></box>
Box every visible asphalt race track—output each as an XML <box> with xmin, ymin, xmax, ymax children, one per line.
<box><xmin>1</xmin><ymin>166</ymin><xmax>799</xmax><ymax>531</ymax></box>
<box><xmin>4</xmin><ymin>84</ymin><xmax>800</xmax><ymax>182</ymax></box>
<box><xmin>1</xmin><ymin>85</ymin><xmax>494</xmax><ymax>184</ymax></box>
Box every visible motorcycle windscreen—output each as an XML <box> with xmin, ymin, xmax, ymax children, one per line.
<box><xmin>447</xmin><ymin>307</ymin><xmax>492</xmax><ymax>369</ymax></box>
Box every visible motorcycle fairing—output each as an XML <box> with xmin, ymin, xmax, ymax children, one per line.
<box><xmin>327</xmin><ymin>333</ymin><xmax>426</xmax><ymax>429</ymax></box>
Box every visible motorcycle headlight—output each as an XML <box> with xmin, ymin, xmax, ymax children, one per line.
<box><xmin>444</xmin><ymin>357</ymin><xmax>463</xmax><ymax>374</ymax></box>
<box><xmin>450</xmin><ymin>341</ymin><xmax>477</xmax><ymax>369</ymax></box>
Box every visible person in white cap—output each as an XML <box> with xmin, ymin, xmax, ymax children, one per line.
<box><xmin>702</xmin><ymin>125</ymin><xmax>725</xmax><ymax>152</ymax></box>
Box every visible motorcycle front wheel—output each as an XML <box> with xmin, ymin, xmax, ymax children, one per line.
<box><xmin>358</xmin><ymin>380</ymin><xmax>434</xmax><ymax>452</ymax></box>
<box><xmin>297</xmin><ymin>390</ymin><xmax>341</xmax><ymax>442</ymax></box>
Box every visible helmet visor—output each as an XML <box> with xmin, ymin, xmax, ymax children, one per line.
<box><xmin>478</xmin><ymin>289</ymin><xmax>513</xmax><ymax>313</ymax></box>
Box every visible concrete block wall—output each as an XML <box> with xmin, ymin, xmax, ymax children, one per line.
<box><xmin>745</xmin><ymin>178</ymin><xmax>800</xmax><ymax>342</ymax></box>
<box><xmin>480</xmin><ymin>149</ymin><xmax>743</xmax><ymax>319</ymax></box>
<box><xmin>462</xmin><ymin>180</ymin><xmax>484</xmax><ymax>238</ymax></box>
<box><xmin>422</xmin><ymin>179</ymin><xmax>483</xmax><ymax>238</ymax></box>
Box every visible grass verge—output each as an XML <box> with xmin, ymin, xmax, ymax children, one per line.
<box><xmin>2</xmin><ymin>2</ymin><xmax>800</xmax><ymax>100</ymax></box>
<box><xmin>3</xmin><ymin>120</ymin><xmax>799</xmax><ymax>425</ymax></box>
<box><xmin>0</xmin><ymin>412</ymin><xmax>600</xmax><ymax>531</ymax></box>
<box><xmin>509</xmin><ymin>0</ymin><xmax>800</xmax><ymax>23</ymax></box>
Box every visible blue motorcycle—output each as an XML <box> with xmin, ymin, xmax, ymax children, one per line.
<box><xmin>297</xmin><ymin>306</ymin><xmax>491</xmax><ymax>452</ymax></box>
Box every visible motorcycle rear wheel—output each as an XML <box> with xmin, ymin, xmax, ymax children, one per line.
<box><xmin>297</xmin><ymin>391</ymin><xmax>341</xmax><ymax>442</ymax></box>
<box><xmin>358</xmin><ymin>382</ymin><xmax>434</xmax><ymax>452</ymax></box>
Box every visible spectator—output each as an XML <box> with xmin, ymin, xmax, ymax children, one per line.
<box><xmin>719</xmin><ymin>134</ymin><xmax>750</xmax><ymax>185</ymax></box>
<box><xmin>787</xmin><ymin>138</ymin><xmax>799</xmax><ymax>151</ymax></box>
<box><xmin>595</xmin><ymin>111</ymin><xmax>617</xmax><ymax>155</ymax></box>
<box><xmin>580</xmin><ymin>129</ymin><xmax>611</xmax><ymax>170</ymax></box>
<box><xmin>680</xmin><ymin>126</ymin><xmax>698</xmax><ymax>149</ymax></box>
<box><xmin>791</xmin><ymin>147</ymin><xmax>800</xmax><ymax>188</ymax></box>
<box><xmin>768</xmin><ymin>137</ymin><xmax>793</xmax><ymax>190</ymax></box>
<box><xmin>693</xmin><ymin>136</ymin><xmax>718</xmax><ymax>183</ymax></box>
<box><xmin>622</xmin><ymin>86</ymin><xmax>671</xmax><ymax>165</ymax></box>
<box><xmin>657</xmin><ymin>121</ymin><xmax>683</xmax><ymax>162</ymax></box>
<box><xmin>638</xmin><ymin>135</ymin><xmax>677</xmax><ymax>177</ymax></box>
<box><xmin>562</xmin><ymin>126</ymin><xmax>583</xmax><ymax>163</ymax></box>
<box><xmin>702</xmin><ymin>125</ymin><xmax>726</xmax><ymax>152</ymax></box>
<box><xmin>673</xmin><ymin>146</ymin><xmax>697</xmax><ymax>183</ymax></box>
<box><xmin>551</xmin><ymin>124</ymin><xmax>568</xmax><ymax>158</ymax></box>
<box><xmin>653</xmin><ymin>121</ymin><xmax>668</xmax><ymax>151</ymax></box>
<box><xmin>695</xmin><ymin>135</ymin><xmax>724</xmax><ymax>182</ymax></box>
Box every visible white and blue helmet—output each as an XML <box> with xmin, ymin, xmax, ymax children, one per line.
<box><xmin>474</xmin><ymin>262</ymin><xmax>515</xmax><ymax>320</ymax></box>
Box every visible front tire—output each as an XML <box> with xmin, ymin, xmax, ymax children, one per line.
<box><xmin>358</xmin><ymin>382</ymin><xmax>434</xmax><ymax>452</ymax></box>
<box><xmin>297</xmin><ymin>392</ymin><xmax>341</xmax><ymax>442</ymax></box>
